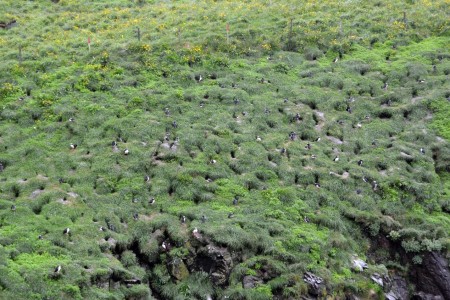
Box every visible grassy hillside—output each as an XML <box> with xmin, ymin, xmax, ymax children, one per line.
<box><xmin>0</xmin><ymin>0</ymin><xmax>449</xmax><ymax>299</ymax></box>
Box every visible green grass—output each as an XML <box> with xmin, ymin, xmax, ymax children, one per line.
<box><xmin>0</xmin><ymin>0</ymin><xmax>449</xmax><ymax>299</ymax></box>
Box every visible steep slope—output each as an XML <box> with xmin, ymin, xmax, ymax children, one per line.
<box><xmin>0</xmin><ymin>0</ymin><xmax>449</xmax><ymax>299</ymax></box>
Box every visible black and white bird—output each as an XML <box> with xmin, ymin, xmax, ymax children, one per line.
<box><xmin>54</xmin><ymin>265</ymin><xmax>62</xmax><ymax>274</ymax></box>
<box><xmin>233</xmin><ymin>98</ymin><xmax>240</xmax><ymax>105</ymax></box>
<box><xmin>181</xmin><ymin>215</ymin><xmax>186</xmax><ymax>224</ymax></box>
<box><xmin>11</xmin><ymin>205</ymin><xmax>16</xmax><ymax>212</ymax></box>
<box><xmin>99</xmin><ymin>226</ymin><xmax>106</xmax><ymax>232</ymax></box>
<box><xmin>420</xmin><ymin>148</ymin><xmax>425</xmax><ymax>155</ymax></box>
<box><xmin>333</xmin><ymin>57</ymin><xmax>339</xmax><ymax>63</ymax></box>
<box><xmin>228</xmin><ymin>213</ymin><xmax>234</xmax><ymax>219</ymax></box>
<box><xmin>63</xmin><ymin>228</ymin><xmax>70</xmax><ymax>235</ymax></box>
<box><xmin>383</xmin><ymin>82</ymin><xmax>388</xmax><ymax>90</ymax></box>
<box><xmin>315</xmin><ymin>137</ymin><xmax>321</xmax><ymax>142</ymax></box>
<box><xmin>164</xmin><ymin>108</ymin><xmax>170</xmax><ymax>116</ymax></box>
<box><xmin>372</xmin><ymin>181</ymin><xmax>378</xmax><ymax>191</ymax></box>
<box><xmin>144</xmin><ymin>175</ymin><xmax>150</xmax><ymax>182</ymax></box>
<box><xmin>192</xmin><ymin>227</ymin><xmax>201</xmax><ymax>239</ymax></box>
<box><xmin>311</xmin><ymin>154</ymin><xmax>317</xmax><ymax>159</ymax></box>
<box><xmin>201</xmin><ymin>215</ymin><xmax>207</xmax><ymax>223</ymax></box>
<box><xmin>305</xmin><ymin>143</ymin><xmax>311</xmax><ymax>150</ymax></box>
<box><xmin>112</xmin><ymin>141</ymin><xmax>117</xmax><ymax>147</ymax></box>
<box><xmin>356</xmin><ymin>189</ymin><xmax>362</xmax><ymax>195</ymax></box>
<box><xmin>363</xmin><ymin>176</ymin><xmax>369</xmax><ymax>183</ymax></box>
<box><xmin>70</xmin><ymin>143</ymin><xmax>77</xmax><ymax>149</ymax></box>
<box><xmin>333</xmin><ymin>156</ymin><xmax>339</xmax><ymax>162</ymax></box>
<box><xmin>280</xmin><ymin>148</ymin><xmax>286</xmax><ymax>154</ymax></box>
<box><xmin>194</xmin><ymin>74</ymin><xmax>203</xmax><ymax>83</ymax></box>
<box><xmin>233</xmin><ymin>197</ymin><xmax>239</xmax><ymax>205</ymax></box>
<box><xmin>289</xmin><ymin>131</ymin><xmax>297</xmax><ymax>141</ymax></box>
<box><xmin>314</xmin><ymin>182</ymin><xmax>321</xmax><ymax>188</ymax></box>
<box><xmin>38</xmin><ymin>235</ymin><xmax>43</xmax><ymax>240</ymax></box>
<box><xmin>133</xmin><ymin>213</ymin><xmax>139</xmax><ymax>221</ymax></box>
<box><xmin>256</xmin><ymin>136</ymin><xmax>262</xmax><ymax>142</ymax></box>
<box><xmin>357</xmin><ymin>160</ymin><xmax>363</xmax><ymax>166</ymax></box>
<box><xmin>210</xmin><ymin>159</ymin><xmax>217</xmax><ymax>164</ymax></box>
<box><xmin>124</xmin><ymin>148</ymin><xmax>129</xmax><ymax>155</ymax></box>
<box><xmin>149</xmin><ymin>197</ymin><xmax>155</xmax><ymax>205</ymax></box>
<box><xmin>172</xmin><ymin>121</ymin><xmax>178</xmax><ymax>128</ymax></box>
<box><xmin>161</xmin><ymin>241</ymin><xmax>168</xmax><ymax>250</ymax></box>
<box><xmin>69</xmin><ymin>117</ymin><xmax>75</xmax><ymax>122</ymax></box>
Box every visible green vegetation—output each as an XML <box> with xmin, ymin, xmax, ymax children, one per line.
<box><xmin>0</xmin><ymin>0</ymin><xmax>449</xmax><ymax>299</ymax></box>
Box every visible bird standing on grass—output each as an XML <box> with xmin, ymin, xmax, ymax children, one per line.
<box><xmin>63</xmin><ymin>228</ymin><xmax>70</xmax><ymax>235</ymax></box>
<box><xmin>54</xmin><ymin>265</ymin><xmax>62</xmax><ymax>274</ymax></box>
<box><xmin>194</xmin><ymin>74</ymin><xmax>203</xmax><ymax>83</ymax></box>
<box><xmin>372</xmin><ymin>181</ymin><xmax>378</xmax><ymax>191</ymax></box>
<box><xmin>124</xmin><ymin>148</ymin><xmax>129</xmax><ymax>155</ymax></box>
<box><xmin>192</xmin><ymin>227</ymin><xmax>202</xmax><ymax>239</ymax></box>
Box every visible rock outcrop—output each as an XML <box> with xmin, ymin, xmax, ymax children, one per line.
<box><xmin>410</xmin><ymin>251</ymin><xmax>450</xmax><ymax>299</ymax></box>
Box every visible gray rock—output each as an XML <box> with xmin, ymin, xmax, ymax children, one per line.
<box><xmin>385</xmin><ymin>275</ymin><xmax>408</xmax><ymax>300</ymax></box>
<box><xmin>243</xmin><ymin>275</ymin><xmax>263</xmax><ymax>289</ymax></box>
<box><xmin>412</xmin><ymin>251</ymin><xmax>450</xmax><ymax>299</ymax></box>
<box><xmin>352</xmin><ymin>258</ymin><xmax>368</xmax><ymax>272</ymax></box>
<box><xmin>371</xmin><ymin>273</ymin><xmax>384</xmax><ymax>286</ymax></box>
<box><xmin>303</xmin><ymin>272</ymin><xmax>324</xmax><ymax>296</ymax></box>
<box><xmin>169</xmin><ymin>258</ymin><xmax>189</xmax><ymax>281</ymax></box>
<box><xmin>411</xmin><ymin>291</ymin><xmax>444</xmax><ymax>300</ymax></box>
<box><xmin>191</xmin><ymin>244</ymin><xmax>233</xmax><ymax>286</ymax></box>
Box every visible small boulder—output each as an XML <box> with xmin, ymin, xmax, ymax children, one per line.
<box><xmin>169</xmin><ymin>258</ymin><xmax>189</xmax><ymax>281</ymax></box>
<box><xmin>242</xmin><ymin>275</ymin><xmax>263</xmax><ymax>289</ymax></box>
<box><xmin>303</xmin><ymin>272</ymin><xmax>324</xmax><ymax>296</ymax></box>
